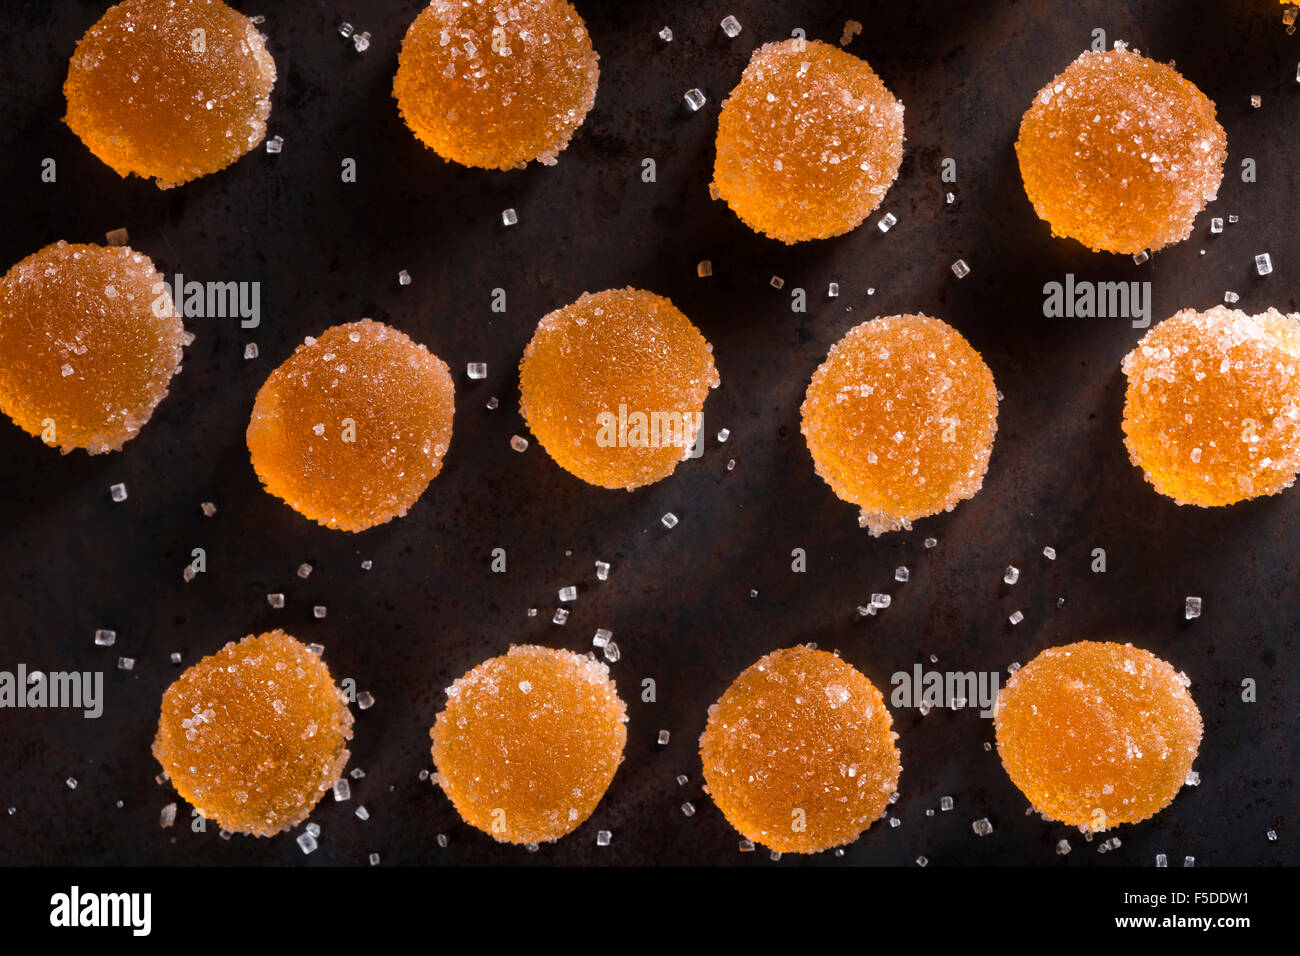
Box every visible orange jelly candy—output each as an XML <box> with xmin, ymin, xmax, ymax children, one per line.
<box><xmin>713</xmin><ymin>38</ymin><xmax>905</xmax><ymax>243</ymax></box>
<box><xmin>1122</xmin><ymin>306</ymin><xmax>1300</xmax><ymax>506</ymax></box>
<box><xmin>699</xmin><ymin>645</ymin><xmax>901</xmax><ymax>854</ymax></box>
<box><xmin>801</xmin><ymin>314</ymin><xmax>998</xmax><ymax>535</ymax></box>
<box><xmin>0</xmin><ymin>241</ymin><xmax>183</xmax><ymax>454</ymax></box>
<box><xmin>247</xmin><ymin>319</ymin><xmax>455</xmax><ymax>532</ymax></box>
<box><xmin>64</xmin><ymin>0</ymin><xmax>276</xmax><ymax>188</ymax></box>
<box><xmin>1016</xmin><ymin>45</ymin><xmax>1226</xmax><ymax>255</ymax></box>
<box><xmin>995</xmin><ymin>641</ymin><xmax>1202</xmax><ymax>830</ymax></box>
<box><xmin>519</xmin><ymin>288</ymin><xmax>719</xmax><ymax>490</ymax></box>
<box><xmin>430</xmin><ymin>645</ymin><xmax>627</xmax><ymax>845</ymax></box>
<box><xmin>393</xmin><ymin>0</ymin><xmax>599</xmax><ymax>170</ymax></box>
<box><xmin>153</xmin><ymin>630</ymin><xmax>353</xmax><ymax>836</ymax></box>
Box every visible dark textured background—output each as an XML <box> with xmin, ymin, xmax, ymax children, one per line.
<box><xmin>0</xmin><ymin>0</ymin><xmax>1295</xmax><ymax>867</ymax></box>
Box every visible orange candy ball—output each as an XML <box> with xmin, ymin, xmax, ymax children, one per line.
<box><xmin>519</xmin><ymin>288</ymin><xmax>719</xmax><ymax>490</ymax></box>
<box><xmin>801</xmin><ymin>314</ymin><xmax>999</xmax><ymax>535</ymax></box>
<box><xmin>713</xmin><ymin>38</ymin><xmax>905</xmax><ymax>243</ymax></box>
<box><xmin>1122</xmin><ymin>306</ymin><xmax>1300</xmax><ymax>506</ymax></box>
<box><xmin>153</xmin><ymin>630</ymin><xmax>354</xmax><ymax>836</ymax></box>
<box><xmin>699</xmin><ymin>646</ymin><xmax>901</xmax><ymax>854</ymax></box>
<box><xmin>995</xmin><ymin>641</ymin><xmax>1202</xmax><ymax>830</ymax></box>
<box><xmin>430</xmin><ymin>645</ymin><xmax>627</xmax><ymax>845</ymax></box>
<box><xmin>64</xmin><ymin>0</ymin><xmax>276</xmax><ymax>188</ymax></box>
<box><xmin>393</xmin><ymin>0</ymin><xmax>599</xmax><ymax>170</ymax></box>
<box><xmin>1016</xmin><ymin>45</ymin><xmax>1226</xmax><ymax>255</ymax></box>
<box><xmin>247</xmin><ymin>319</ymin><xmax>455</xmax><ymax>532</ymax></box>
<box><xmin>0</xmin><ymin>241</ymin><xmax>183</xmax><ymax>454</ymax></box>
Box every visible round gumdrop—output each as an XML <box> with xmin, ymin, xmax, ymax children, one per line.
<box><xmin>393</xmin><ymin>0</ymin><xmax>599</xmax><ymax>170</ymax></box>
<box><xmin>1016</xmin><ymin>44</ymin><xmax>1226</xmax><ymax>255</ymax></box>
<box><xmin>430</xmin><ymin>645</ymin><xmax>627</xmax><ymax>845</ymax></box>
<box><xmin>995</xmin><ymin>641</ymin><xmax>1202</xmax><ymax>830</ymax></box>
<box><xmin>801</xmin><ymin>314</ymin><xmax>998</xmax><ymax>535</ymax></box>
<box><xmin>712</xmin><ymin>38</ymin><xmax>905</xmax><ymax>243</ymax></box>
<box><xmin>247</xmin><ymin>319</ymin><xmax>455</xmax><ymax>532</ymax></box>
<box><xmin>518</xmin><ymin>288</ymin><xmax>719</xmax><ymax>490</ymax></box>
<box><xmin>699</xmin><ymin>645</ymin><xmax>901</xmax><ymax>854</ymax></box>
<box><xmin>64</xmin><ymin>0</ymin><xmax>276</xmax><ymax>188</ymax></box>
<box><xmin>0</xmin><ymin>241</ymin><xmax>183</xmax><ymax>454</ymax></box>
<box><xmin>1122</xmin><ymin>306</ymin><xmax>1300</xmax><ymax>506</ymax></box>
<box><xmin>153</xmin><ymin>630</ymin><xmax>354</xmax><ymax>836</ymax></box>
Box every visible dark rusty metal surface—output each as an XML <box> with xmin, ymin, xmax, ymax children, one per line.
<box><xmin>0</xmin><ymin>0</ymin><xmax>1294</xmax><ymax>866</ymax></box>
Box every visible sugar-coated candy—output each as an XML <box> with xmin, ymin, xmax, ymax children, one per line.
<box><xmin>1016</xmin><ymin>45</ymin><xmax>1226</xmax><ymax>255</ymax></box>
<box><xmin>995</xmin><ymin>641</ymin><xmax>1202</xmax><ymax>829</ymax></box>
<box><xmin>247</xmin><ymin>319</ymin><xmax>454</xmax><ymax>532</ymax></box>
<box><xmin>1122</xmin><ymin>306</ymin><xmax>1300</xmax><ymax>506</ymax></box>
<box><xmin>699</xmin><ymin>645</ymin><xmax>901</xmax><ymax>853</ymax></box>
<box><xmin>393</xmin><ymin>0</ymin><xmax>599</xmax><ymax>170</ymax></box>
<box><xmin>801</xmin><ymin>314</ymin><xmax>998</xmax><ymax>534</ymax></box>
<box><xmin>713</xmin><ymin>38</ymin><xmax>904</xmax><ymax>243</ymax></box>
<box><xmin>64</xmin><ymin>0</ymin><xmax>276</xmax><ymax>187</ymax></box>
<box><xmin>0</xmin><ymin>241</ymin><xmax>183</xmax><ymax>453</ymax></box>
<box><xmin>153</xmin><ymin>630</ymin><xmax>353</xmax><ymax>836</ymax></box>
<box><xmin>519</xmin><ymin>288</ymin><xmax>718</xmax><ymax>490</ymax></box>
<box><xmin>430</xmin><ymin>645</ymin><xmax>627</xmax><ymax>844</ymax></box>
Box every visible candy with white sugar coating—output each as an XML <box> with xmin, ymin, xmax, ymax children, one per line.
<box><xmin>431</xmin><ymin>645</ymin><xmax>627</xmax><ymax>844</ymax></box>
<box><xmin>700</xmin><ymin>645</ymin><xmax>901</xmax><ymax>853</ymax></box>
<box><xmin>393</xmin><ymin>0</ymin><xmax>599</xmax><ymax>169</ymax></box>
<box><xmin>713</xmin><ymin>38</ymin><xmax>904</xmax><ymax>242</ymax></box>
<box><xmin>64</xmin><ymin>0</ymin><xmax>276</xmax><ymax>187</ymax></box>
<box><xmin>0</xmin><ymin>241</ymin><xmax>183</xmax><ymax>453</ymax></box>
<box><xmin>153</xmin><ymin>630</ymin><xmax>353</xmax><ymax>836</ymax></box>
<box><xmin>519</xmin><ymin>288</ymin><xmax>718</xmax><ymax>490</ymax></box>
<box><xmin>1016</xmin><ymin>45</ymin><xmax>1226</xmax><ymax>254</ymax></box>
<box><xmin>247</xmin><ymin>319</ymin><xmax>455</xmax><ymax>532</ymax></box>
<box><xmin>995</xmin><ymin>641</ymin><xmax>1202</xmax><ymax>829</ymax></box>
<box><xmin>1122</xmin><ymin>306</ymin><xmax>1300</xmax><ymax>506</ymax></box>
<box><xmin>801</xmin><ymin>314</ymin><xmax>998</xmax><ymax>534</ymax></box>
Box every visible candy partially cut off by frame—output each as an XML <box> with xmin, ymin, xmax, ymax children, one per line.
<box><xmin>995</xmin><ymin>641</ymin><xmax>1202</xmax><ymax>830</ymax></box>
<box><xmin>1016</xmin><ymin>45</ymin><xmax>1226</xmax><ymax>255</ymax></box>
<box><xmin>1122</xmin><ymin>306</ymin><xmax>1300</xmax><ymax>506</ymax></box>
<box><xmin>519</xmin><ymin>288</ymin><xmax>719</xmax><ymax>490</ymax></box>
<box><xmin>430</xmin><ymin>645</ymin><xmax>627</xmax><ymax>845</ymax></box>
<box><xmin>247</xmin><ymin>319</ymin><xmax>455</xmax><ymax>532</ymax></box>
<box><xmin>0</xmin><ymin>241</ymin><xmax>183</xmax><ymax>454</ymax></box>
<box><xmin>153</xmin><ymin>630</ymin><xmax>353</xmax><ymax>836</ymax></box>
<box><xmin>64</xmin><ymin>0</ymin><xmax>276</xmax><ymax>188</ymax></box>
<box><xmin>712</xmin><ymin>38</ymin><xmax>905</xmax><ymax>243</ymax></box>
<box><xmin>801</xmin><ymin>314</ymin><xmax>998</xmax><ymax>535</ymax></box>
<box><xmin>699</xmin><ymin>645</ymin><xmax>901</xmax><ymax>854</ymax></box>
<box><xmin>393</xmin><ymin>0</ymin><xmax>599</xmax><ymax>170</ymax></box>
